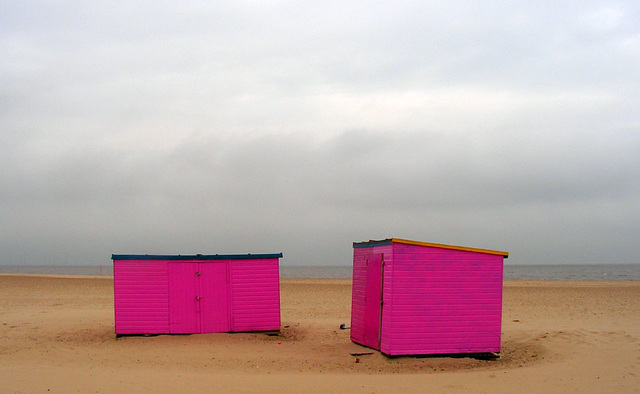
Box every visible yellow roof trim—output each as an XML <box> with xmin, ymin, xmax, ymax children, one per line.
<box><xmin>391</xmin><ymin>238</ymin><xmax>509</xmax><ymax>258</ymax></box>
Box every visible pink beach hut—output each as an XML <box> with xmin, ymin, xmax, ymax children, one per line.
<box><xmin>350</xmin><ymin>238</ymin><xmax>508</xmax><ymax>356</ymax></box>
<box><xmin>112</xmin><ymin>253</ymin><xmax>282</xmax><ymax>336</ymax></box>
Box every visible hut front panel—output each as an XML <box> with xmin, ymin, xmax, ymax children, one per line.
<box><xmin>351</xmin><ymin>245</ymin><xmax>393</xmax><ymax>352</ymax></box>
<box><xmin>168</xmin><ymin>261</ymin><xmax>200</xmax><ymax>333</ymax></box>
<box><xmin>200</xmin><ymin>261</ymin><xmax>231</xmax><ymax>333</ymax></box>
<box><xmin>114</xmin><ymin>260</ymin><xmax>170</xmax><ymax>334</ymax></box>
<box><xmin>229</xmin><ymin>258</ymin><xmax>280</xmax><ymax>332</ymax></box>
<box><xmin>387</xmin><ymin>243</ymin><xmax>503</xmax><ymax>355</ymax></box>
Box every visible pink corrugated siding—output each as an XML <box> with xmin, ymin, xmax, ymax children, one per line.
<box><xmin>350</xmin><ymin>245</ymin><xmax>393</xmax><ymax>351</ymax></box>
<box><xmin>350</xmin><ymin>248</ymin><xmax>366</xmax><ymax>343</ymax></box>
<box><xmin>387</xmin><ymin>243</ymin><xmax>503</xmax><ymax>355</ymax></box>
<box><xmin>114</xmin><ymin>260</ymin><xmax>170</xmax><ymax>334</ymax></box>
<box><xmin>229</xmin><ymin>258</ymin><xmax>280</xmax><ymax>331</ymax></box>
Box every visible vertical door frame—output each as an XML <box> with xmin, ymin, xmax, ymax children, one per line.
<box><xmin>378</xmin><ymin>253</ymin><xmax>385</xmax><ymax>349</ymax></box>
<box><xmin>196</xmin><ymin>262</ymin><xmax>203</xmax><ymax>333</ymax></box>
<box><xmin>227</xmin><ymin>261</ymin><xmax>234</xmax><ymax>331</ymax></box>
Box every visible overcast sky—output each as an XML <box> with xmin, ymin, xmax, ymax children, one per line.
<box><xmin>1</xmin><ymin>1</ymin><xmax>639</xmax><ymax>266</ymax></box>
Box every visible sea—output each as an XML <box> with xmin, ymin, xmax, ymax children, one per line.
<box><xmin>0</xmin><ymin>264</ymin><xmax>639</xmax><ymax>280</ymax></box>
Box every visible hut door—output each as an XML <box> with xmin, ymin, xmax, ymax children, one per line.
<box><xmin>199</xmin><ymin>262</ymin><xmax>230</xmax><ymax>333</ymax></box>
<box><xmin>169</xmin><ymin>262</ymin><xmax>231</xmax><ymax>334</ymax></box>
<box><xmin>168</xmin><ymin>262</ymin><xmax>201</xmax><ymax>333</ymax></box>
<box><xmin>363</xmin><ymin>253</ymin><xmax>384</xmax><ymax>349</ymax></box>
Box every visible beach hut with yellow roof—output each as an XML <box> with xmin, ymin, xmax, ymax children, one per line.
<box><xmin>350</xmin><ymin>238</ymin><xmax>508</xmax><ymax>356</ymax></box>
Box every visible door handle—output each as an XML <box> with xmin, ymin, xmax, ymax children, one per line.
<box><xmin>196</xmin><ymin>272</ymin><xmax>201</xmax><ymax>276</ymax></box>
<box><xmin>196</xmin><ymin>296</ymin><xmax>201</xmax><ymax>301</ymax></box>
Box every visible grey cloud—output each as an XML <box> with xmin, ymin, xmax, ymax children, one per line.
<box><xmin>1</xmin><ymin>1</ymin><xmax>639</xmax><ymax>267</ymax></box>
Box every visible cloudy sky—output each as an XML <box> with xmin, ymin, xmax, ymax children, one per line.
<box><xmin>1</xmin><ymin>1</ymin><xmax>639</xmax><ymax>266</ymax></box>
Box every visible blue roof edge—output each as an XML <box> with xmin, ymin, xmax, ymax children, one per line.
<box><xmin>112</xmin><ymin>253</ymin><xmax>283</xmax><ymax>261</ymax></box>
<box><xmin>353</xmin><ymin>239</ymin><xmax>393</xmax><ymax>248</ymax></box>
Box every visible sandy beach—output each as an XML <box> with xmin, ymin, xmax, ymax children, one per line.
<box><xmin>1</xmin><ymin>275</ymin><xmax>638</xmax><ymax>393</ymax></box>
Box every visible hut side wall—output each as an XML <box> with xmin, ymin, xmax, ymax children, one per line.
<box><xmin>387</xmin><ymin>243</ymin><xmax>503</xmax><ymax>355</ymax></box>
<box><xmin>114</xmin><ymin>260</ymin><xmax>170</xmax><ymax>334</ymax></box>
<box><xmin>230</xmin><ymin>258</ymin><xmax>281</xmax><ymax>332</ymax></box>
<box><xmin>351</xmin><ymin>244</ymin><xmax>393</xmax><ymax>351</ymax></box>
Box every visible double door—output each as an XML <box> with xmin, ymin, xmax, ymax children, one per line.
<box><xmin>168</xmin><ymin>262</ymin><xmax>230</xmax><ymax>333</ymax></box>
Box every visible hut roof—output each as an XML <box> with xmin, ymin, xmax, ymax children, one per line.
<box><xmin>112</xmin><ymin>253</ymin><xmax>283</xmax><ymax>260</ymax></box>
<box><xmin>352</xmin><ymin>238</ymin><xmax>508</xmax><ymax>258</ymax></box>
